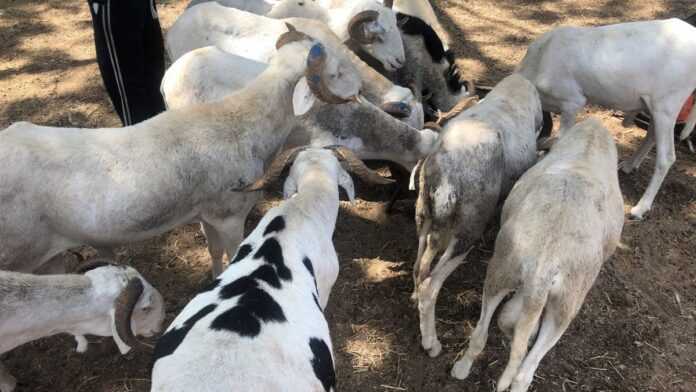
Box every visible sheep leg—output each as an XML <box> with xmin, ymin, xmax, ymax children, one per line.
<box><xmin>218</xmin><ymin>217</ymin><xmax>247</xmax><ymax>269</ymax></box>
<box><xmin>451</xmin><ymin>288</ymin><xmax>511</xmax><ymax>380</ymax></box>
<box><xmin>558</xmin><ymin>98</ymin><xmax>585</xmax><ymax>133</ymax></box>
<box><xmin>620</xmin><ymin>120</ymin><xmax>655</xmax><ymax>174</ymax></box>
<box><xmin>412</xmin><ymin>232</ymin><xmax>450</xmax><ymax>302</ymax></box>
<box><xmin>75</xmin><ymin>335</ymin><xmax>89</xmax><ymax>353</ymax></box>
<box><xmin>497</xmin><ymin>293</ymin><xmax>538</xmax><ymax>342</ymax></box>
<box><xmin>509</xmin><ymin>306</ymin><xmax>571</xmax><ymax>392</ymax></box>
<box><xmin>0</xmin><ymin>361</ymin><xmax>16</xmax><ymax>392</ymax></box>
<box><xmin>418</xmin><ymin>245</ymin><xmax>472</xmax><ymax>358</ymax></box>
<box><xmin>496</xmin><ymin>296</ymin><xmax>547</xmax><ymax>392</ymax></box>
<box><xmin>411</xmin><ymin>219</ymin><xmax>431</xmax><ymax>302</ymax></box>
<box><xmin>630</xmin><ymin>109</ymin><xmax>677</xmax><ymax>220</ymax></box>
<box><xmin>201</xmin><ymin>222</ymin><xmax>225</xmax><ymax>278</ymax></box>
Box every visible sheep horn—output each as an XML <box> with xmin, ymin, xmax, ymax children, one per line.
<box><xmin>276</xmin><ymin>23</ymin><xmax>312</xmax><ymax>49</ymax></box>
<box><xmin>436</xmin><ymin>95</ymin><xmax>479</xmax><ymax>125</ymax></box>
<box><xmin>326</xmin><ymin>145</ymin><xmax>395</xmax><ymax>185</ymax></box>
<box><xmin>74</xmin><ymin>257</ymin><xmax>118</xmax><ymax>274</ymax></box>
<box><xmin>348</xmin><ymin>10</ymin><xmax>380</xmax><ymax>44</ymax></box>
<box><xmin>113</xmin><ymin>277</ymin><xmax>144</xmax><ymax>351</ymax></box>
<box><xmin>305</xmin><ymin>43</ymin><xmax>352</xmax><ymax>104</ymax></box>
<box><xmin>380</xmin><ymin>101</ymin><xmax>412</xmax><ymax>119</ymax></box>
<box><xmin>383</xmin><ymin>0</ymin><xmax>394</xmax><ymax>8</ymax></box>
<box><xmin>465</xmin><ymin>79</ymin><xmax>476</xmax><ymax>96</ymax></box>
<box><xmin>244</xmin><ymin>146</ymin><xmax>308</xmax><ymax>192</ymax></box>
<box><xmin>423</xmin><ymin>122</ymin><xmax>443</xmax><ymax>132</ymax></box>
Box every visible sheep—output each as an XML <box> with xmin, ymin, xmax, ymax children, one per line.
<box><xmin>0</xmin><ymin>259</ymin><xmax>165</xmax><ymax>392</ymax></box>
<box><xmin>150</xmin><ymin>146</ymin><xmax>393</xmax><ymax>391</ymax></box>
<box><xmin>161</xmin><ymin>47</ymin><xmax>438</xmax><ymax>170</ymax></box>
<box><xmin>516</xmin><ymin>18</ymin><xmax>696</xmax><ymax>219</ymax></box>
<box><xmin>0</xmin><ymin>25</ymin><xmax>362</xmax><ymax>277</ymax></box>
<box><xmin>451</xmin><ymin>118</ymin><xmax>624</xmax><ymax>392</ymax></box>
<box><xmin>169</xmin><ymin>0</ymin><xmax>405</xmax><ymax>72</ymax></box>
<box><xmin>345</xmin><ymin>5</ymin><xmax>475</xmax><ymax>123</ymax></box>
<box><xmin>164</xmin><ymin>5</ymin><xmax>423</xmax><ymax>128</ymax></box>
<box><xmin>378</xmin><ymin>0</ymin><xmax>450</xmax><ymax>49</ymax></box>
<box><xmin>412</xmin><ymin>74</ymin><xmax>542</xmax><ymax>357</ymax></box>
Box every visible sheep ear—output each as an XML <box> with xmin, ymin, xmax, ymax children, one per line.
<box><xmin>283</xmin><ymin>175</ymin><xmax>298</xmax><ymax>199</ymax></box>
<box><xmin>293</xmin><ymin>76</ymin><xmax>316</xmax><ymax>116</ymax></box>
<box><xmin>337</xmin><ymin>166</ymin><xmax>356</xmax><ymax>203</ymax></box>
<box><xmin>109</xmin><ymin>308</ymin><xmax>132</xmax><ymax>355</ymax></box>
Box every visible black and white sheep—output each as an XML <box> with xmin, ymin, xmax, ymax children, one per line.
<box><xmin>150</xmin><ymin>146</ymin><xmax>392</xmax><ymax>391</ymax></box>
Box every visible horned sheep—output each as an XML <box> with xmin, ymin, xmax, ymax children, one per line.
<box><xmin>150</xmin><ymin>146</ymin><xmax>392</xmax><ymax>391</ymax></box>
<box><xmin>451</xmin><ymin>118</ymin><xmax>624</xmax><ymax>392</ymax></box>
<box><xmin>164</xmin><ymin>4</ymin><xmax>423</xmax><ymax>128</ymax></box>
<box><xmin>169</xmin><ymin>0</ymin><xmax>405</xmax><ymax>72</ymax></box>
<box><xmin>0</xmin><ymin>260</ymin><xmax>165</xmax><ymax>392</ymax></box>
<box><xmin>0</xmin><ymin>26</ymin><xmax>362</xmax><ymax>277</ymax></box>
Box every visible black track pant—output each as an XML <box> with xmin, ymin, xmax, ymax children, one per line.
<box><xmin>87</xmin><ymin>0</ymin><xmax>166</xmax><ymax>126</ymax></box>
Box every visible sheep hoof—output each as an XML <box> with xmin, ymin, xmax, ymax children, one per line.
<box><xmin>75</xmin><ymin>335</ymin><xmax>88</xmax><ymax>353</ymax></box>
<box><xmin>427</xmin><ymin>340</ymin><xmax>442</xmax><ymax>357</ymax></box>
<box><xmin>451</xmin><ymin>357</ymin><xmax>474</xmax><ymax>380</ymax></box>
<box><xmin>629</xmin><ymin>205</ymin><xmax>647</xmax><ymax>221</ymax></box>
<box><xmin>618</xmin><ymin>160</ymin><xmax>634</xmax><ymax>174</ymax></box>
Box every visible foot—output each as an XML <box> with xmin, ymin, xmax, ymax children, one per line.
<box><xmin>75</xmin><ymin>335</ymin><xmax>88</xmax><ymax>353</ymax></box>
<box><xmin>510</xmin><ymin>373</ymin><xmax>534</xmax><ymax>392</ymax></box>
<box><xmin>618</xmin><ymin>160</ymin><xmax>635</xmax><ymax>174</ymax></box>
<box><xmin>451</xmin><ymin>357</ymin><xmax>474</xmax><ymax>380</ymax></box>
<box><xmin>425</xmin><ymin>339</ymin><xmax>442</xmax><ymax>358</ymax></box>
<box><xmin>629</xmin><ymin>204</ymin><xmax>648</xmax><ymax>220</ymax></box>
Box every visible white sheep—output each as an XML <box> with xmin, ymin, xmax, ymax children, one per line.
<box><xmin>169</xmin><ymin>0</ymin><xmax>405</xmax><ymax>71</ymax></box>
<box><xmin>412</xmin><ymin>74</ymin><xmax>542</xmax><ymax>357</ymax></box>
<box><xmin>516</xmin><ymin>18</ymin><xmax>696</xmax><ymax>219</ymax></box>
<box><xmin>150</xmin><ymin>146</ymin><xmax>392</xmax><ymax>391</ymax></box>
<box><xmin>161</xmin><ymin>47</ymin><xmax>438</xmax><ymax>169</ymax></box>
<box><xmin>451</xmin><ymin>118</ymin><xmax>624</xmax><ymax>392</ymax></box>
<box><xmin>0</xmin><ymin>259</ymin><xmax>165</xmax><ymax>392</ymax></box>
<box><xmin>0</xmin><ymin>26</ymin><xmax>362</xmax><ymax>277</ymax></box>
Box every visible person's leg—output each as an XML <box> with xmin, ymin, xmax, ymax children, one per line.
<box><xmin>87</xmin><ymin>0</ymin><xmax>165</xmax><ymax>125</ymax></box>
<box><xmin>143</xmin><ymin>0</ymin><xmax>167</xmax><ymax>114</ymax></box>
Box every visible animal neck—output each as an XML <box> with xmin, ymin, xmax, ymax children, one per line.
<box><xmin>292</xmin><ymin>172</ymin><xmax>340</xmax><ymax>232</ymax></box>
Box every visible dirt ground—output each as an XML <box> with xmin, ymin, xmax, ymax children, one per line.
<box><xmin>1</xmin><ymin>0</ymin><xmax>695</xmax><ymax>391</ymax></box>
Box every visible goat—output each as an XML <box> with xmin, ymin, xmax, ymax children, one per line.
<box><xmin>0</xmin><ymin>26</ymin><xmax>361</xmax><ymax>277</ymax></box>
<box><xmin>516</xmin><ymin>18</ymin><xmax>696</xmax><ymax>219</ymax></box>
<box><xmin>0</xmin><ymin>259</ymin><xmax>165</xmax><ymax>392</ymax></box>
<box><xmin>161</xmin><ymin>47</ymin><xmax>438</xmax><ymax>169</ymax></box>
<box><xmin>164</xmin><ymin>5</ymin><xmax>422</xmax><ymax>128</ymax></box>
<box><xmin>169</xmin><ymin>0</ymin><xmax>405</xmax><ymax>72</ymax></box>
<box><xmin>150</xmin><ymin>147</ymin><xmax>392</xmax><ymax>391</ymax></box>
<box><xmin>412</xmin><ymin>74</ymin><xmax>542</xmax><ymax>357</ymax></box>
<box><xmin>451</xmin><ymin>118</ymin><xmax>624</xmax><ymax>392</ymax></box>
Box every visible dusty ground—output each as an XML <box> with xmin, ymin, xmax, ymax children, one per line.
<box><xmin>1</xmin><ymin>0</ymin><xmax>695</xmax><ymax>391</ymax></box>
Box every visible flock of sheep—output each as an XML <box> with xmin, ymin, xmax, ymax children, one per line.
<box><xmin>1</xmin><ymin>0</ymin><xmax>695</xmax><ymax>391</ymax></box>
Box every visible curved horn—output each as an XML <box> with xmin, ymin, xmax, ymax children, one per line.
<box><xmin>305</xmin><ymin>44</ymin><xmax>352</xmax><ymax>104</ymax></box>
<box><xmin>326</xmin><ymin>146</ymin><xmax>395</xmax><ymax>185</ymax></box>
<box><xmin>423</xmin><ymin>122</ymin><xmax>443</xmax><ymax>132</ymax></box>
<box><xmin>380</xmin><ymin>101</ymin><xmax>412</xmax><ymax>119</ymax></box>
<box><xmin>276</xmin><ymin>23</ymin><xmax>312</xmax><ymax>49</ymax></box>
<box><xmin>348</xmin><ymin>10</ymin><xmax>380</xmax><ymax>44</ymax></box>
<box><xmin>244</xmin><ymin>146</ymin><xmax>307</xmax><ymax>192</ymax></box>
<box><xmin>437</xmin><ymin>95</ymin><xmax>479</xmax><ymax>125</ymax></box>
<box><xmin>74</xmin><ymin>257</ymin><xmax>118</xmax><ymax>274</ymax></box>
<box><xmin>465</xmin><ymin>79</ymin><xmax>476</xmax><ymax>96</ymax></box>
<box><xmin>383</xmin><ymin>0</ymin><xmax>394</xmax><ymax>8</ymax></box>
<box><xmin>113</xmin><ymin>278</ymin><xmax>144</xmax><ymax>350</ymax></box>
